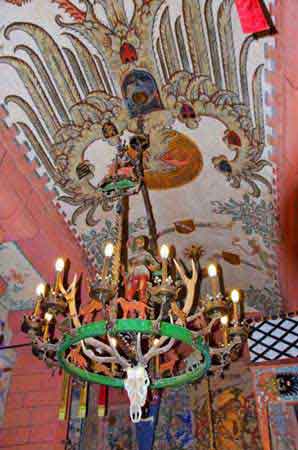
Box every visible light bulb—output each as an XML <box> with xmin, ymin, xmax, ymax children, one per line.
<box><xmin>220</xmin><ymin>315</ymin><xmax>229</xmax><ymax>326</ymax></box>
<box><xmin>55</xmin><ymin>258</ymin><xmax>65</xmax><ymax>272</ymax></box>
<box><xmin>208</xmin><ymin>264</ymin><xmax>217</xmax><ymax>278</ymax></box>
<box><xmin>231</xmin><ymin>289</ymin><xmax>240</xmax><ymax>304</ymax></box>
<box><xmin>153</xmin><ymin>338</ymin><xmax>160</xmax><ymax>346</ymax></box>
<box><xmin>36</xmin><ymin>283</ymin><xmax>45</xmax><ymax>297</ymax></box>
<box><xmin>104</xmin><ymin>243</ymin><xmax>114</xmax><ymax>258</ymax></box>
<box><xmin>160</xmin><ymin>244</ymin><xmax>170</xmax><ymax>259</ymax></box>
<box><xmin>44</xmin><ymin>312</ymin><xmax>53</xmax><ymax>323</ymax></box>
<box><xmin>110</xmin><ymin>337</ymin><xmax>117</xmax><ymax>347</ymax></box>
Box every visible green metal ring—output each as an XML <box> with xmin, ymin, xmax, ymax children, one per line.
<box><xmin>57</xmin><ymin>319</ymin><xmax>211</xmax><ymax>389</ymax></box>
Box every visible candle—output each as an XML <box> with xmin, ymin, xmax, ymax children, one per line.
<box><xmin>58</xmin><ymin>372</ymin><xmax>71</xmax><ymax>421</ymax></box>
<box><xmin>34</xmin><ymin>283</ymin><xmax>45</xmax><ymax>316</ymax></box>
<box><xmin>231</xmin><ymin>289</ymin><xmax>240</xmax><ymax>323</ymax></box>
<box><xmin>55</xmin><ymin>258</ymin><xmax>65</xmax><ymax>291</ymax></box>
<box><xmin>220</xmin><ymin>315</ymin><xmax>229</xmax><ymax>346</ymax></box>
<box><xmin>208</xmin><ymin>264</ymin><xmax>219</xmax><ymax>297</ymax></box>
<box><xmin>102</xmin><ymin>243</ymin><xmax>114</xmax><ymax>281</ymax></box>
<box><xmin>43</xmin><ymin>311</ymin><xmax>53</xmax><ymax>341</ymax></box>
<box><xmin>160</xmin><ymin>244</ymin><xmax>170</xmax><ymax>284</ymax></box>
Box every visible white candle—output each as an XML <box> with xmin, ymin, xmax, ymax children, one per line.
<box><xmin>160</xmin><ymin>244</ymin><xmax>170</xmax><ymax>284</ymax></box>
<box><xmin>43</xmin><ymin>312</ymin><xmax>53</xmax><ymax>341</ymax></box>
<box><xmin>102</xmin><ymin>243</ymin><xmax>114</xmax><ymax>280</ymax></box>
<box><xmin>231</xmin><ymin>289</ymin><xmax>240</xmax><ymax>323</ymax></box>
<box><xmin>55</xmin><ymin>258</ymin><xmax>65</xmax><ymax>291</ymax></box>
<box><xmin>208</xmin><ymin>264</ymin><xmax>218</xmax><ymax>297</ymax></box>
<box><xmin>220</xmin><ymin>315</ymin><xmax>229</xmax><ymax>346</ymax></box>
<box><xmin>34</xmin><ymin>283</ymin><xmax>45</xmax><ymax>316</ymax></box>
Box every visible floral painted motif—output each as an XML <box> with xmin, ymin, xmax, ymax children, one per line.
<box><xmin>244</xmin><ymin>282</ymin><xmax>282</xmax><ymax>315</ymax></box>
<box><xmin>2</xmin><ymin>268</ymin><xmax>29</xmax><ymax>294</ymax></box>
<box><xmin>0</xmin><ymin>243</ymin><xmax>43</xmax><ymax>311</ymax></box>
<box><xmin>81</xmin><ymin>217</ymin><xmax>148</xmax><ymax>267</ymax></box>
<box><xmin>183</xmin><ymin>244</ymin><xmax>205</xmax><ymax>261</ymax></box>
<box><xmin>212</xmin><ymin>194</ymin><xmax>277</xmax><ymax>249</ymax></box>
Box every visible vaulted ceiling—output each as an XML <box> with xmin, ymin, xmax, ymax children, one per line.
<box><xmin>0</xmin><ymin>0</ymin><xmax>283</xmax><ymax>320</ymax></box>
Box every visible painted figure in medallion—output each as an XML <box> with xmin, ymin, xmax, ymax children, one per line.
<box><xmin>107</xmin><ymin>143</ymin><xmax>138</xmax><ymax>181</ymax></box>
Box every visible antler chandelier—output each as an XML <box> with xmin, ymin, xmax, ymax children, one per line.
<box><xmin>22</xmin><ymin>130</ymin><xmax>249</xmax><ymax>423</ymax></box>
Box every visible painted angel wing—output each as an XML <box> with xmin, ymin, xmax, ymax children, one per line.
<box><xmin>156</xmin><ymin>0</ymin><xmax>270</xmax><ymax>197</ymax></box>
<box><xmin>0</xmin><ymin>21</ymin><xmax>128</xmax><ymax>225</ymax></box>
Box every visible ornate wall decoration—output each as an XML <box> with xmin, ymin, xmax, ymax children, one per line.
<box><xmin>0</xmin><ymin>309</ymin><xmax>15</xmax><ymax>423</ymax></box>
<box><xmin>0</xmin><ymin>242</ymin><xmax>44</xmax><ymax>311</ymax></box>
<box><xmin>268</xmin><ymin>402</ymin><xmax>298</xmax><ymax>450</ymax></box>
<box><xmin>191</xmin><ymin>360</ymin><xmax>262</xmax><ymax>450</ymax></box>
<box><xmin>0</xmin><ymin>1</ymin><xmax>279</xmax><ymax>313</ymax></box>
<box><xmin>253</xmin><ymin>364</ymin><xmax>298</xmax><ymax>450</ymax></box>
<box><xmin>212</xmin><ymin>194</ymin><xmax>277</xmax><ymax>249</ymax></box>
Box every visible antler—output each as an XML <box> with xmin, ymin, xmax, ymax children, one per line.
<box><xmin>84</xmin><ymin>337</ymin><xmax>116</xmax><ymax>355</ymax></box>
<box><xmin>136</xmin><ymin>332</ymin><xmax>146</xmax><ymax>365</ymax></box>
<box><xmin>174</xmin><ymin>259</ymin><xmax>198</xmax><ymax>318</ymax></box>
<box><xmin>81</xmin><ymin>335</ymin><xmax>131</xmax><ymax>369</ymax></box>
<box><xmin>60</xmin><ymin>274</ymin><xmax>82</xmax><ymax>329</ymax></box>
<box><xmin>107</xmin><ymin>335</ymin><xmax>131</xmax><ymax>369</ymax></box>
<box><xmin>143</xmin><ymin>335</ymin><xmax>175</xmax><ymax>364</ymax></box>
<box><xmin>81</xmin><ymin>341</ymin><xmax>117</xmax><ymax>364</ymax></box>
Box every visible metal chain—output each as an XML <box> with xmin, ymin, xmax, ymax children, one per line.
<box><xmin>206</xmin><ymin>376</ymin><xmax>216</xmax><ymax>450</ymax></box>
<box><xmin>111</xmin><ymin>199</ymin><xmax>125</xmax><ymax>292</ymax></box>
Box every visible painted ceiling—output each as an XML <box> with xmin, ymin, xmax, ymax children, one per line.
<box><xmin>0</xmin><ymin>0</ymin><xmax>279</xmax><ymax>315</ymax></box>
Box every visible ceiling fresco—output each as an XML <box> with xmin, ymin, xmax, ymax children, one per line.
<box><xmin>0</xmin><ymin>0</ymin><xmax>279</xmax><ymax>314</ymax></box>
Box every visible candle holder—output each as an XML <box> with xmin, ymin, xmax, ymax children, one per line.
<box><xmin>229</xmin><ymin>324</ymin><xmax>249</xmax><ymax>342</ymax></box>
<box><xmin>45</xmin><ymin>290</ymin><xmax>68</xmax><ymax>315</ymax></box>
<box><xmin>149</xmin><ymin>284</ymin><xmax>177</xmax><ymax>325</ymax></box>
<box><xmin>89</xmin><ymin>282</ymin><xmax>116</xmax><ymax>320</ymax></box>
<box><xmin>203</xmin><ymin>294</ymin><xmax>229</xmax><ymax>319</ymax></box>
<box><xmin>21</xmin><ymin>314</ymin><xmax>44</xmax><ymax>337</ymax></box>
<box><xmin>20</xmin><ymin>138</ymin><xmax>250</xmax><ymax>424</ymax></box>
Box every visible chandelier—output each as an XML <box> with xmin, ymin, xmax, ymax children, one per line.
<box><xmin>21</xmin><ymin>131</ymin><xmax>249</xmax><ymax>423</ymax></box>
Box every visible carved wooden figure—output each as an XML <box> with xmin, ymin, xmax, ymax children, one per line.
<box><xmin>116</xmin><ymin>297</ymin><xmax>151</xmax><ymax>320</ymax></box>
<box><xmin>125</xmin><ymin>236</ymin><xmax>160</xmax><ymax>302</ymax></box>
<box><xmin>159</xmin><ymin>352</ymin><xmax>179</xmax><ymax>376</ymax></box>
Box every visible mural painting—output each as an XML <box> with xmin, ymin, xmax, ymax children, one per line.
<box><xmin>191</xmin><ymin>360</ymin><xmax>262</xmax><ymax>450</ymax></box>
<box><xmin>93</xmin><ymin>358</ymin><xmax>261</xmax><ymax>449</ymax></box>
<box><xmin>0</xmin><ymin>242</ymin><xmax>44</xmax><ymax>311</ymax></box>
<box><xmin>0</xmin><ymin>312</ymin><xmax>15</xmax><ymax>423</ymax></box>
<box><xmin>0</xmin><ymin>0</ymin><xmax>278</xmax><ymax>318</ymax></box>
<box><xmin>0</xmin><ymin>0</ymin><xmax>278</xmax><ymax>317</ymax></box>
<box><xmin>0</xmin><ymin>241</ymin><xmax>44</xmax><ymax>421</ymax></box>
<box><xmin>254</xmin><ymin>365</ymin><xmax>298</xmax><ymax>450</ymax></box>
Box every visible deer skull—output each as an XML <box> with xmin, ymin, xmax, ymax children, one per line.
<box><xmin>124</xmin><ymin>364</ymin><xmax>150</xmax><ymax>423</ymax></box>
